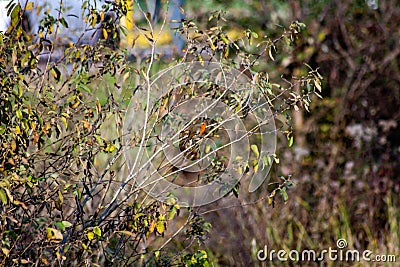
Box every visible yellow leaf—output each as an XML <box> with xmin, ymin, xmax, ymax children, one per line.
<box><xmin>42</xmin><ymin>122</ymin><xmax>51</xmax><ymax>134</ymax></box>
<box><xmin>149</xmin><ymin>220</ymin><xmax>156</xmax><ymax>234</ymax></box>
<box><xmin>50</xmin><ymin>67</ymin><xmax>61</xmax><ymax>82</ymax></box>
<box><xmin>288</xmin><ymin>136</ymin><xmax>294</xmax><ymax>147</ymax></box>
<box><xmin>314</xmin><ymin>79</ymin><xmax>322</xmax><ymax>92</ymax></box>
<box><xmin>123</xmin><ymin>72</ymin><xmax>130</xmax><ymax>82</ymax></box>
<box><xmin>8</xmin><ymin>158</ymin><xmax>15</xmax><ymax>166</ymax></box>
<box><xmin>269</xmin><ymin>47</ymin><xmax>275</xmax><ymax>61</ymax></box>
<box><xmin>87</xmin><ymin>231</ymin><xmax>95</xmax><ymax>241</ymax></box>
<box><xmin>253</xmin><ymin>160</ymin><xmax>259</xmax><ymax>173</ymax></box>
<box><xmin>25</xmin><ymin>2</ymin><xmax>34</xmax><ymax>11</ymax></box>
<box><xmin>103</xmin><ymin>28</ymin><xmax>108</xmax><ymax>40</ymax></box>
<box><xmin>0</xmin><ymin>189</ymin><xmax>8</xmax><ymax>205</ymax></box>
<box><xmin>15</xmin><ymin>125</ymin><xmax>21</xmax><ymax>134</ymax></box>
<box><xmin>60</xmin><ymin>117</ymin><xmax>67</xmax><ymax>129</ymax></box>
<box><xmin>4</xmin><ymin>188</ymin><xmax>13</xmax><ymax>203</ymax></box>
<box><xmin>16</xmin><ymin>109</ymin><xmax>22</xmax><ymax>119</ymax></box>
<box><xmin>1</xmin><ymin>247</ymin><xmax>10</xmax><ymax>257</ymax></box>
<box><xmin>106</xmin><ymin>144</ymin><xmax>115</xmax><ymax>153</ymax></box>
<box><xmin>250</xmin><ymin>144</ymin><xmax>260</xmax><ymax>158</ymax></box>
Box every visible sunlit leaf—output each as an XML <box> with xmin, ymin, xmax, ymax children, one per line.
<box><xmin>156</xmin><ymin>221</ymin><xmax>165</xmax><ymax>235</ymax></box>
<box><xmin>0</xmin><ymin>189</ymin><xmax>8</xmax><ymax>205</ymax></box>
<box><xmin>93</xmin><ymin>226</ymin><xmax>101</xmax><ymax>237</ymax></box>
<box><xmin>87</xmin><ymin>231</ymin><xmax>95</xmax><ymax>241</ymax></box>
<box><xmin>51</xmin><ymin>67</ymin><xmax>61</xmax><ymax>82</ymax></box>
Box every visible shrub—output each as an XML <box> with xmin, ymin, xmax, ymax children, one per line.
<box><xmin>0</xmin><ymin>1</ymin><xmax>321</xmax><ymax>265</ymax></box>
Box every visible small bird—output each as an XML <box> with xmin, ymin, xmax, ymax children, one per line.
<box><xmin>179</xmin><ymin>119</ymin><xmax>208</xmax><ymax>160</ymax></box>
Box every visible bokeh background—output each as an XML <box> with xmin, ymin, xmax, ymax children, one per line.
<box><xmin>174</xmin><ymin>0</ymin><xmax>400</xmax><ymax>265</ymax></box>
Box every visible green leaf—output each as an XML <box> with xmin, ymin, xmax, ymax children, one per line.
<box><xmin>103</xmin><ymin>143</ymin><xmax>115</xmax><ymax>153</ymax></box>
<box><xmin>156</xmin><ymin>221</ymin><xmax>165</xmax><ymax>235</ymax></box>
<box><xmin>93</xmin><ymin>226</ymin><xmax>101</xmax><ymax>237</ymax></box>
<box><xmin>253</xmin><ymin>159</ymin><xmax>259</xmax><ymax>173</ymax></box>
<box><xmin>280</xmin><ymin>187</ymin><xmax>288</xmax><ymax>202</ymax></box>
<box><xmin>16</xmin><ymin>109</ymin><xmax>23</xmax><ymax>120</ymax></box>
<box><xmin>133</xmin><ymin>213</ymin><xmax>145</xmax><ymax>221</ymax></box>
<box><xmin>116</xmin><ymin>230</ymin><xmax>135</xmax><ymax>237</ymax></box>
<box><xmin>250</xmin><ymin>144</ymin><xmax>260</xmax><ymax>158</ymax></box>
<box><xmin>261</xmin><ymin>155</ymin><xmax>269</xmax><ymax>167</ymax></box>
